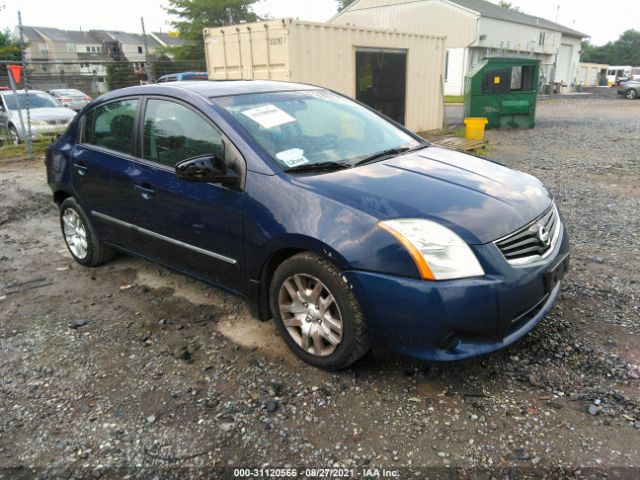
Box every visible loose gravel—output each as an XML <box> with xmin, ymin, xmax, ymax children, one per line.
<box><xmin>1</xmin><ymin>89</ymin><xmax>639</xmax><ymax>479</ymax></box>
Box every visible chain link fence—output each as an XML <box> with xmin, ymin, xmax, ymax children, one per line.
<box><xmin>0</xmin><ymin>58</ymin><xmax>206</xmax><ymax>160</ymax></box>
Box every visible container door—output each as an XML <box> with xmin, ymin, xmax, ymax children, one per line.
<box><xmin>355</xmin><ymin>48</ymin><xmax>407</xmax><ymax>125</ymax></box>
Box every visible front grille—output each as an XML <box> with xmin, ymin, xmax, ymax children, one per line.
<box><xmin>495</xmin><ymin>204</ymin><xmax>559</xmax><ymax>264</ymax></box>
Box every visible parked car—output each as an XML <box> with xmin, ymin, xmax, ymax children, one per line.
<box><xmin>48</xmin><ymin>88</ymin><xmax>92</xmax><ymax>111</ymax></box>
<box><xmin>45</xmin><ymin>81</ymin><xmax>570</xmax><ymax>369</ymax></box>
<box><xmin>618</xmin><ymin>80</ymin><xmax>639</xmax><ymax>99</ymax></box>
<box><xmin>615</xmin><ymin>76</ymin><xmax>631</xmax><ymax>86</ymax></box>
<box><xmin>156</xmin><ymin>72</ymin><xmax>208</xmax><ymax>83</ymax></box>
<box><xmin>0</xmin><ymin>90</ymin><xmax>77</xmax><ymax>144</ymax></box>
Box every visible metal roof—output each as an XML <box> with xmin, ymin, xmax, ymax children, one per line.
<box><xmin>338</xmin><ymin>0</ymin><xmax>588</xmax><ymax>38</ymax></box>
<box><xmin>447</xmin><ymin>0</ymin><xmax>588</xmax><ymax>38</ymax></box>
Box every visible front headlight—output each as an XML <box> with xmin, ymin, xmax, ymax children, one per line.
<box><xmin>379</xmin><ymin>219</ymin><xmax>485</xmax><ymax>280</ymax></box>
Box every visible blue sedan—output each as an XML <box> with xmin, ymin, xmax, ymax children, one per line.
<box><xmin>45</xmin><ymin>80</ymin><xmax>569</xmax><ymax>369</ymax></box>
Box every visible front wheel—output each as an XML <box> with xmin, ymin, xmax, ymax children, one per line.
<box><xmin>8</xmin><ymin>125</ymin><xmax>21</xmax><ymax>145</ymax></box>
<box><xmin>626</xmin><ymin>89</ymin><xmax>638</xmax><ymax>99</ymax></box>
<box><xmin>270</xmin><ymin>252</ymin><xmax>369</xmax><ymax>370</ymax></box>
<box><xmin>59</xmin><ymin>197</ymin><xmax>115</xmax><ymax>266</ymax></box>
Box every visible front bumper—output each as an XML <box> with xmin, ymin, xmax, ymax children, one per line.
<box><xmin>343</xmin><ymin>220</ymin><xmax>570</xmax><ymax>361</ymax></box>
<box><xmin>16</xmin><ymin>123</ymin><xmax>70</xmax><ymax>141</ymax></box>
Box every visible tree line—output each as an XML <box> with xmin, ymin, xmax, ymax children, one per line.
<box><xmin>581</xmin><ymin>30</ymin><xmax>640</xmax><ymax>66</ymax></box>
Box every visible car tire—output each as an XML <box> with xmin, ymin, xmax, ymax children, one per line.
<box><xmin>626</xmin><ymin>89</ymin><xmax>638</xmax><ymax>99</ymax></box>
<box><xmin>270</xmin><ymin>252</ymin><xmax>369</xmax><ymax>370</ymax></box>
<box><xmin>8</xmin><ymin>125</ymin><xmax>20</xmax><ymax>145</ymax></box>
<box><xmin>59</xmin><ymin>197</ymin><xmax>115</xmax><ymax>267</ymax></box>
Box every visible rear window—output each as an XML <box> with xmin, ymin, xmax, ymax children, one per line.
<box><xmin>82</xmin><ymin>99</ymin><xmax>139</xmax><ymax>156</ymax></box>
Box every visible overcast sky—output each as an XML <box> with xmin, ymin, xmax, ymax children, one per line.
<box><xmin>0</xmin><ymin>0</ymin><xmax>636</xmax><ymax>46</ymax></box>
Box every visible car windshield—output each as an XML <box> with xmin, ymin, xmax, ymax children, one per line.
<box><xmin>3</xmin><ymin>92</ymin><xmax>61</xmax><ymax>110</ymax></box>
<box><xmin>215</xmin><ymin>90</ymin><xmax>421</xmax><ymax>170</ymax></box>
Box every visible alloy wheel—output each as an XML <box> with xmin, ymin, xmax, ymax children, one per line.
<box><xmin>626</xmin><ymin>89</ymin><xmax>637</xmax><ymax>99</ymax></box>
<box><xmin>9</xmin><ymin>126</ymin><xmax>20</xmax><ymax>145</ymax></box>
<box><xmin>278</xmin><ymin>273</ymin><xmax>343</xmax><ymax>357</ymax></box>
<box><xmin>62</xmin><ymin>208</ymin><xmax>88</xmax><ymax>259</ymax></box>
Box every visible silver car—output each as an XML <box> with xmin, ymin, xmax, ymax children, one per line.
<box><xmin>47</xmin><ymin>88</ymin><xmax>92</xmax><ymax>111</ymax></box>
<box><xmin>0</xmin><ymin>90</ymin><xmax>77</xmax><ymax>144</ymax></box>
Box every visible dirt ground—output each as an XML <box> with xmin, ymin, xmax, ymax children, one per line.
<box><xmin>1</xmin><ymin>89</ymin><xmax>639</xmax><ymax>479</ymax></box>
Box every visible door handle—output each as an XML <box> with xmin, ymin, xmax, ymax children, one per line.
<box><xmin>73</xmin><ymin>163</ymin><xmax>88</xmax><ymax>176</ymax></box>
<box><xmin>134</xmin><ymin>184</ymin><xmax>156</xmax><ymax>200</ymax></box>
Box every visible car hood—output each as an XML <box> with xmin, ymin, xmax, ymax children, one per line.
<box><xmin>15</xmin><ymin>107</ymin><xmax>76</xmax><ymax>121</ymax></box>
<box><xmin>295</xmin><ymin>146</ymin><xmax>552</xmax><ymax>244</ymax></box>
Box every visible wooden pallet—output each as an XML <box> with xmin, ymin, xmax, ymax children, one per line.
<box><xmin>432</xmin><ymin>136</ymin><xmax>487</xmax><ymax>153</ymax></box>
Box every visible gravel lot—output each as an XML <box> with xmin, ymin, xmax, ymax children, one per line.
<box><xmin>1</xmin><ymin>89</ymin><xmax>639</xmax><ymax>479</ymax></box>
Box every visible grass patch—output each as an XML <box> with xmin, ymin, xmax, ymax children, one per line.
<box><xmin>444</xmin><ymin>95</ymin><xmax>464</xmax><ymax>104</ymax></box>
<box><xmin>0</xmin><ymin>138</ymin><xmax>50</xmax><ymax>160</ymax></box>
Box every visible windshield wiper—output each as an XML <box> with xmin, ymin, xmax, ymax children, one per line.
<box><xmin>352</xmin><ymin>143</ymin><xmax>429</xmax><ymax>167</ymax></box>
<box><xmin>284</xmin><ymin>161</ymin><xmax>351</xmax><ymax>173</ymax></box>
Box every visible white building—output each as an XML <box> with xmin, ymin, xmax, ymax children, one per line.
<box><xmin>330</xmin><ymin>0</ymin><xmax>588</xmax><ymax>96</ymax></box>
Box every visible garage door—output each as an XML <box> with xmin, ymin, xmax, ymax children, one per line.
<box><xmin>555</xmin><ymin>44</ymin><xmax>573</xmax><ymax>84</ymax></box>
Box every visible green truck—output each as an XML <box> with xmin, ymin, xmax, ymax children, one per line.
<box><xmin>464</xmin><ymin>57</ymin><xmax>540</xmax><ymax>129</ymax></box>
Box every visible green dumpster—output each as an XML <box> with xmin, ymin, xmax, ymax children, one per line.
<box><xmin>464</xmin><ymin>57</ymin><xmax>540</xmax><ymax>129</ymax></box>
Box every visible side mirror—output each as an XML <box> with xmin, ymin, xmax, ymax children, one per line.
<box><xmin>175</xmin><ymin>155</ymin><xmax>239</xmax><ymax>187</ymax></box>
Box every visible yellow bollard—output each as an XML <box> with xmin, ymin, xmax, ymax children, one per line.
<box><xmin>463</xmin><ymin>117</ymin><xmax>488</xmax><ymax>140</ymax></box>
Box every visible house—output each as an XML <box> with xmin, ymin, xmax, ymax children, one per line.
<box><xmin>17</xmin><ymin>26</ymin><xmax>113</xmax><ymax>94</ymax></box>
<box><xmin>21</xmin><ymin>26</ymin><xmax>182</xmax><ymax>65</ymax></box>
<box><xmin>20</xmin><ymin>26</ymin><xmax>111</xmax><ymax>71</ymax></box>
<box><xmin>18</xmin><ymin>26</ymin><xmax>183</xmax><ymax>92</ymax></box>
<box><xmin>330</xmin><ymin>0</ymin><xmax>589</xmax><ymax>96</ymax></box>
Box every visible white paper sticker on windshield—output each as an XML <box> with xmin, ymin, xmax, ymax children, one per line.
<box><xmin>276</xmin><ymin>148</ymin><xmax>308</xmax><ymax>168</ymax></box>
<box><xmin>241</xmin><ymin>104</ymin><xmax>296</xmax><ymax>129</ymax></box>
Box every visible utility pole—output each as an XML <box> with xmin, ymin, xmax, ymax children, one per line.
<box><xmin>141</xmin><ymin>16</ymin><xmax>153</xmax><ymax>83</ymax></box>
<box><xmin>18</xmin><ymin>11</ymin><xmax>34</xmax><ymax>159</ymax></box>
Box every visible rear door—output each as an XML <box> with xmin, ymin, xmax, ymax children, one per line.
<box><xmin>71</xmin><ymin>97</ymin><xmax>144</xmax><ymax>247</ymax></box>
<box><xmin>126</xmin><ymin>97</ymin><xmax>245</xmax><ymax>292</ymax></box>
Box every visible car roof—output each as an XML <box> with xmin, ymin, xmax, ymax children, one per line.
<box><xmin>97</xmin><ymin>80</ymin><xmax>324</xmax><ymax>103</ymax></box>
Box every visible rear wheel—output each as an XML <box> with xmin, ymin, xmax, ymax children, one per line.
<box><xmin>270</xmin><ymin>252</ymin><xmax>369</xmax><ymax>370</ymax></box>
<box><xmin>59</xmin><ymin>197</ymin><xmax>115</xmax><ymax>266</ymax></box>
<box><xmin>626</xmin><ymin>89</ymin><xmax>638</xmax><ymax>99</ymax></box>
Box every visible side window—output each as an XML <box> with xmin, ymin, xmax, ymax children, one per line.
<box><xmin>143</xmin><ymin>99</ymin><xmax>223</xmax><ymax>168</ymax></box>
<box><xmin>82</xmin><ymin>99</ymin><xmax>138</xmax><ymax>156</ymax></box>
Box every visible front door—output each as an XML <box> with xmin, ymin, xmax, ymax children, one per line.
<box><xmin>127</xmin><ymin>97</ymin><xmax>245</xmax><ymax>292</ymax></box>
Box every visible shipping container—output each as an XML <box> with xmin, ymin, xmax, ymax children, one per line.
<box><xmin>204</xmin><ymin>19</ymin><xmax>446</xmax><ymax>132</ymax></box>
